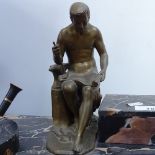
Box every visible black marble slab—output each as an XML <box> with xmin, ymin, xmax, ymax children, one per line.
<box><xmin>9</xmin><ymin>115</ymin><xmax>104</xmax><ymax>155</ymax></box>
<box><xmin>98</xmin><ymin>94</ymin><xmax>155</xmax><ymax>142</ymax></box>
<box><xmin>98</xmin><ymin>94</ymin><xmax>155</xmax><ymax>154</ymax></box>
<box><xmin>0</xmin><ymin>118</ymin><xmax>19</xmax><ymax>154</ymax></box>
<box><xmin>11</xmin><ymin>115</ymin><xmax>52</xmax><ymax>155</ymax></box>
<box><xmin>1</xmin><ymin>107</ymin><xmax>154</xmax><ymax>155</ymax></box>
<box><xmin>99</xmin><ymin>94</ymin><xmax>155</xmax><ymax>117</ymax></box>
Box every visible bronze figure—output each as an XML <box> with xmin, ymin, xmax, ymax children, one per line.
<box><xmin>47</xmin><ymin>2</ymin><xmax>108</xmax><ymax>154</ymax></box>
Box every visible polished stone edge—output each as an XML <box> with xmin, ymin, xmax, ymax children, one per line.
<box><xmin>0</xmin><ymin>118</ymin><xmax>19</xmax><ymax>154</ymax></box>
<box><xmin>2</xmin><ymin>115</ymin><xmax>155</xmax><ymax>155</ymax></box>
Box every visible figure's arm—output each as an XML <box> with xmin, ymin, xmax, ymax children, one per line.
<box><xmin>51</xmin><ymin>30</ymin><xmax>69</xmax><ymax>81</ymax></box>
<box><xmin>52</xmin><ymin>30</ymin><xmax>65</xmax><ymax>65</ymax></box>
<box><xmin>94</xmin><ymin>28</ymin><xmax>108</xmax><ymax>81</ymax></box>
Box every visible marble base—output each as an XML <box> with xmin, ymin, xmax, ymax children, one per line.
<box><xmin>98</xmin><ymin>94</ymin><xmax>155</xmax><ymax>152</ymax></box>
<box><xmin>0</xmin><ymin>117</ymin><xmax>19</xmax><ymax>155</ymax></box>
<box><xmin>1</xmin><ymin>111</ymin><xmax>154</xmax><ymax>154</ymax></box>
<box><xmin>9</xmin><ymin>115</ymin><xmax>101</xmax><ymax>155</ymax></box>
<box><xmin>13</xmin><ymin>116</ymin><xmax>53</xmax><ymax>155</ymax></box>
<box><xmin>99</xmin><ymin>94</ymin><xmax>155</xmax><ymax>117</ymax></box>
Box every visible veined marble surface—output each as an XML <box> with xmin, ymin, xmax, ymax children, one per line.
<box><xmin>98</xmin><ymin>94</ymin><xmax>155</xmax><ymax>155</ymax></box>
<box><xmin>7</xmin><ymin>115</ymin><xmax>103</xmax><ymax>155</ymax></box>
<box><xmin>99</xmin><ymin>94</ymin><xmax>155</xmax><ymax>115</ymax></box>
<box><xmin>4</xmin><ymin>114</ymin><xmax>155</xmax><ymax>155</ymax></box>
<box><xmin>13</xmin><ymin>115</ymin><xmax>53</xmax><ymax>155</ymax></box>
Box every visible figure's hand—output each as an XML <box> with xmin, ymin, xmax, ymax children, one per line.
<box><xmin>99</xmin><ymin>70</ymin><xmax>106</xmax><ymax>82</ymax></box>
<box><xmin>52</xmin><ymin>42</ymin><xmax>62</xmax><ymax>64</ymax></box>
<box><xmin>52</xmin><ymin>42</ymin><xmax>61</xmax><ymax>56</ymax></box>
<box><xmin>99</xmin><ymin>71</ymin><xmax>105</xmax><ymax>82</ymax></box>
<box><xmin>92</xmin><ymin>71</ymin><xmax>106</xmax><ymax>87</ymax></box>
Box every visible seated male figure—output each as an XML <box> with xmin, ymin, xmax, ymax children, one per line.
<box><xmin>52</xmin><ymin>2</ymin><xmax>108</xmax><ymax>152</ymax></box>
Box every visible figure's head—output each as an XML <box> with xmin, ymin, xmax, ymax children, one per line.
<box><xmin>70</xmin><ymin>2</ymin><xmax>90</xmax><ymax>34</ymax></box>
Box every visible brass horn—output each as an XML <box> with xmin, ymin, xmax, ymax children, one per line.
<box><xmin>0</xmin><ymin>83</ymin><xmax>22</xmax><ymax>116</ymax></box>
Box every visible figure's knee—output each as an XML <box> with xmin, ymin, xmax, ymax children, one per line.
<box><xmin>82</xmin><ymin>86</ymin><xmax>93</xmax><ymax>107</ymax></box>
<box><xmin>82</xmin><ymin>86</ymin><xmax>92</xmax><ymax>96</ymax></box>
<box><xmin>62</xmin><ymin>80</ymin><xmax>77</xmax><ymax>93</ymax></box>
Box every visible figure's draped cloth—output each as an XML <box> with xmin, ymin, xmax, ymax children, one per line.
<box><xmin>66</xmin><ymin>60</ymin><xmax>100</xmax><ymax>86</ymax></box>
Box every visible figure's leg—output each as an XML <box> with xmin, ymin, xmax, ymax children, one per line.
<box><xmin>62</xmin><ymin>80</ymin><xmax>79</xmax><ymax>125</ymax></box>
<box><xmin>74</xmin><ymin>86</ymin><xmax>93</xmax><ymax>151</ymax></box>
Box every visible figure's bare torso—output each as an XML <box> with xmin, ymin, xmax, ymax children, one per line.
<box><xmin>60</xmin><ymin>23</ymin><xmax>98</xmax><ymax>73</ymax></box>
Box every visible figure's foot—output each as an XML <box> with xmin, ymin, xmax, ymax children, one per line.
<box><xmin>73</xmin><ymin>135</ymin><xmax>82</xmax><ymax>153</ymax></box>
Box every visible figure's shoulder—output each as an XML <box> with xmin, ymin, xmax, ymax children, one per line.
<box><xmin>87</xmin><ymin>24</ymin><xmax>101</xmax><ymax>35</ymax></box>
<box><xmin>58</xmin><ymin>25</ymin><xmax>73</xmax><ymax>37</ymax></box>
